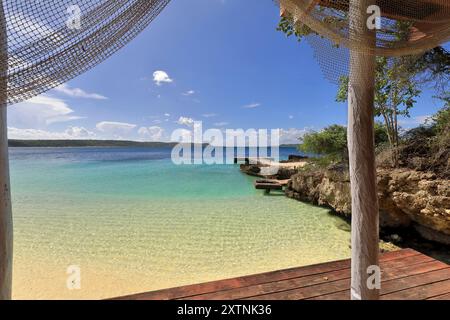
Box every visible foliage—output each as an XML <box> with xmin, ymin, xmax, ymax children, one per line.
<box><xmin>298</xmin><ymin>156</ymin><xmax>336</xmax><ymax>170</ymax></box>
<box><xmin>430</xmin><ymin>92</ymin><xmax>450</xmax><ymax>135</ymax></box>
<box><xmin>277</xmin><ymin>16</ymin><xmax>316</xmax><ymax>42</ymax></box>
<box><xmin>374</xmin><ymin>122</ymin><xmax>389</xmax><ymax>146</ymax></box>
<box><xmin>397</xmin><ymin>124</ymin><xmax>449</xmax><ymax>178</ymax></box>
<box><xmin>277</xmin><ymin>12</ymin><xmax>346</xmax><ymax>46</ymax></box>
<box><xmin>376</xmin><ymin>104</ymin><xmax>450</xmax><ymax>178</ymax></box>
<box><xmin>278</xmin><ymin>16</ymin><xmax>449</xmax><ymax>168</ymax></box>
<box><xmin>336</xmin><ymin>56</ymin><xmax>422</xmax><ymax>166</ymax></box>
<box><xmin>408</xmin><ymin>47</ymin><xmax>450</xmax><ymax>94</ymax></box>
<box><xmin>298</xmin><ymin>125</ymin><xmax>348</xmax><ymax>162</ymax></box>
<box><xmin>298</xmin><ymin>122</ymin><xmax>388</xmax><ymax>163</ymax></box>
<box><xmin>428</xmin><ymin>96</ymin><xmax>450</xmax><ymax>177</ymax></box>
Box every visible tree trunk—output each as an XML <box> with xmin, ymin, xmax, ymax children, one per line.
<box><xmin>0</xmin><ymin>2</ymin><xmax>12</xmax><ymax>300</ymax></box>
<box><xmin>381</xmin><ymin>111</ymin><xmax>397</xmax><ymax>167</ymax></box>
<box><xmin>348</xmin><ymin>0</ymin><xmax>380</xmax><ymax>300</ymax></box>
<box><xmin>393</xmin><ymin>106</ymin><xmax>399</xmax><ymax>167</ymax></box>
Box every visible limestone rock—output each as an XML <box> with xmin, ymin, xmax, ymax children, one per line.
<box><xmin>286</xmin><ymin>166</ymin><xmax>450</xmax><ymax>244</ymax></box>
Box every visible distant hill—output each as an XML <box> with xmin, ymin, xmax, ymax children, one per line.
<box><xmin>8</xmin><ymin>140</ymin><xmax>179</xmax><ymax>148</ymax></box>
<box><xmin>280</xmin><ymin>144</ymin><xmax>298</xmax><ymax>148</ymax></box>
<box><xmin>8</xmin><ymin>140</ymin><xmax>300</xmax><ymax>148</ymax></box>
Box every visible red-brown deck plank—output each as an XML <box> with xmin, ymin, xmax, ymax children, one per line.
<box><xmin>114</xmin><ymin>248</ymin><xmax>419</xmax><ymax>300</ymax></box>
<box><xmin>381</xmin><ymin>279</ymin><xmax>450</xmax><ymax>300</ymax></box>
<box><xmin>427</xmin><ymin>292</ymin><xmax>450</xmax><ymax>300</ymax></box>
<box><xmin>307</xmin><ymin>260</ymin><xmax>450</xmax><ymax>300</ymax></box>
<box><xmin>319</xmin><ymin>267</ymin><xmax>450</xmax><ymax>301</ymax></box>
<box><xmin>180</xmin><ymin>254</ymin><xmax>440</xmax><ymax>300</ymax></box>
<box><xmin>381</xmin><ymin>268</ymin><xmax>450</xmax><ymax>295</ymax></box>
<box><xmin>112</xmin><ymin>249</ymin><xmax>450</xmax><ymax>300</ymax></box>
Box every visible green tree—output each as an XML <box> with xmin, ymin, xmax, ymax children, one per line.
<box><xmin>374</xmin><ymin>122</ymin><xmax>389</xmax><ymax>146</ymax></box>
<box><xmin>298</xmin><ymin>125</ymin><xmax>348</xmax><ymax>161</ymax></box>
<box><xmin>431</xmin><ymin>92</ymin><xmax>450</xmax><ymax>135</ymax></box>
<box><xmin>336</xmin><ymin>56</ymin><xmax>421</xmax><ymax>166</ymax></box>
<box><xmin>278</xmin><ymin>18</ymin><xmax>449</xmax><ymax>166</ymax></box>
<box><xmin>298</xmin><ymin>123</ymin><xmax>389</xmax><ymax>163</ymax></box>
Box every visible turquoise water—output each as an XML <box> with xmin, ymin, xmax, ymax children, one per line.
<box><xmin>9</xmin><ymin>147</ymin><xmax>351</xmax><ymax>299</ymax></box>
<box><xmin>12</xmin><ymin>151</ymin><xmax>256</xmax><ymax>200</ymax></box>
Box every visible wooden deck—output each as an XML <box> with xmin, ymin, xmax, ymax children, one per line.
<box><xmin>113</xmin><ymin>249</ymin><xmax>450</xmax><ymax>300</ymax></box>
<box><xmin>254</xmin><ymin>179</ymin><xmax>290</xmax><ymax>193</ymax></box>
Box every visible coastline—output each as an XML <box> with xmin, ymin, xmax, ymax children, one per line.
<box><xmin>11</xmin><ymin>146</ymin><xmax>352</xmax><ymax>299</ymax></box>
<box><xmin>238</xmin><ymin>156</ymin><xmax>450</xmax><ymax>263</ymax></box>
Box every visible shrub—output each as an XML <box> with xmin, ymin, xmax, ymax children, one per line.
<box><xmin>298</xmin><ymin>123</ymin><xmax>389</xmax><ymax>165</ymax></box>
<box><xmin>431</xmin><ymin>104</ymin><xmax>450</xmax><ymax>135</ymax></box>
<box><xmin>298</xmin><ymin>125</ymin><xmax>348</xmax><ymax>162</ymax></box>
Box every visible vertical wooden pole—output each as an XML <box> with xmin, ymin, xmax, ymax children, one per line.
<box><xmin>348</xmin><ymin>0</ymin><xmax>379</xmax><ymax>300</ymax></box>
<box><xmin>0</xmin><ymin>2</ymin><xmax>12</xmax><ymax>300</ymax></box>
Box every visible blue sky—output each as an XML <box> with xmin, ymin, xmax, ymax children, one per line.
<box><xmin>7</xmin><ymin>0</ymin><xmax>447</xmax><ymax>143</ymax></box>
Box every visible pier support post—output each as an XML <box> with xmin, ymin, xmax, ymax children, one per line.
<box><xmin>348</xmin><ymin>0</ymin><xmax>379</xmax><ymax>300</ymax></box>
<box><xmin>0</xmin><ymin>2</ymin><xmax>12</xmax><ymax>300</ymax></box>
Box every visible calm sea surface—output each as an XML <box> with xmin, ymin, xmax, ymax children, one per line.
<box><xmin>9</xmin><ymin>147</ymin><xmax>351</xmax><ymax>299</ymax></box>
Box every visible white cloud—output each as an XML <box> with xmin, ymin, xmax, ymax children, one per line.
<box><xmin>138</xmin><ymin>126</ymin><xmax>165</xmax><ymax>142</ymax></box>
<box><xmin>153</xmin><ymin>70</ymin><xmax>173</xmax><ymax>86</ymax></box>
<box><xmin>279</xmin><ymin>128</ymin><xmax>309</xmax><ymax>145</ymax></box>
<box><xmin>96</xmin><ymin>121</ymin><xmax>137</xmax><ymax>138</ymax></box>
<box><xmin>96</xmin><ymin>121</ymin><xmax>137</xmax><ymax>132</ymax></box>
<box><xmin>182</xmin><ymin>90</ymin><xmax>195</xmax><ymax>96</ymax></box>
<box><xmin>170</xmin><ymin>128</ymin><xmax>193</xmax><ymax>143</ymax></box>
<box><xmin>164</xmin><ymin>113</ymin><xmax>170</xmax><ymax>117</ymax></box>
<box><xmin>9</xmin><ymin>95</ymin><xmax>84</xmax><ymax>128</ymax></box>
<box><xmin>64</xmin><ymin>126</ymin><xmax>96</xmax><ymax>138</ymax></box>
<box><xmin>54</xmin><ymin>84</ymin><xmax>107</xmax><ymax>100</ymax></box>
<box><xmin>8</xmin><ymin>126</ymin><xmax>95</xmax><ymax>140</ymax></box>
<box><xmin>398</xmin><ymin>115</ymin><xmax>431</xmax><ymax>128</ymax></box>
<box><xmin>176</xmin><ymin>116</ymin><xmax>195</xmax><ymax>127</ymax></box>
<box><xmin>243</xmin><ymin>103</ymin><xmax>261</xmax><ymax>109</ymax></box>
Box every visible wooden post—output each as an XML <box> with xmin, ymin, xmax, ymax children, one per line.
<box><xmin>348</xmin><ymin>0</ymin><xmax>379</xmax><ymax>300</ymax></box>
<box><xmin>0</xmin><ymin>2</ymin><xmax>12</xmax><ymax>300</ymax></box>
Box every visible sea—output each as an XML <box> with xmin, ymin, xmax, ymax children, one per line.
<box><xmin>9</xmin><ymin>146</ymin><xmax>351</xmax><ymax>299</ymax></box>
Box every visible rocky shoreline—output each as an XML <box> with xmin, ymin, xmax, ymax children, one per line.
<box><xmin>240</xmin><ymin>159</ymin><xmax>450</xmax><ymax>249</ymax></box>
<box><xmin>285</xmin><ymin>164</ymin><xmax>450</xmax><ymax>245</ymax></box>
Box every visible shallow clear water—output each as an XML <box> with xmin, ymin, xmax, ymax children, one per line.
<box><xmin>10</xmin><ymin>147</ymin><xmax>351</xmax><ymax>299</ymax></box>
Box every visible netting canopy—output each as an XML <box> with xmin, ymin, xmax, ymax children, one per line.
<box><xmin>277</xmin><ymin>0</ymin><xmax>450</xmax><ymax>83</ymax></box>
<box><xmin>1</xmin><ymin>0</ymin><xmax>171</xmax><ymax>105</ymax></box>
<box><xmin>2</xmin><ymin>0</ymin><xmax>448</xmax><ymax>105</ymax></box>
